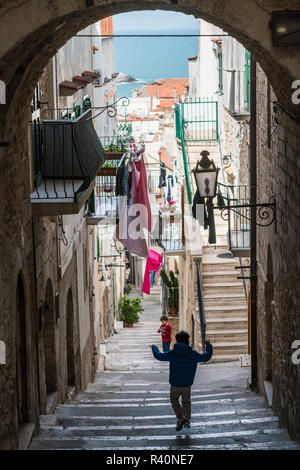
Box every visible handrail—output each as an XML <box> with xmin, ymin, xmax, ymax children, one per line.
<box><xmin>196</xmin><ymin>260</ymin><xmax>206</xmax><ymax>352</ymax></box>
<box><xmin>239</xmin><ymin>256</ymin><xmax>248</xmax><ymax>301</ymax></box>
<box><xmin>175</xmin><ymin>103</ymin><xmax>193</xmax><ymax>207</ymax></box>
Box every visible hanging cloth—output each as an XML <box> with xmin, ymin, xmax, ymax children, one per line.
<box><xmin>168</xmin><ymin>174</ymin><xmax>174</xmax><ymax>188</ymax></box>
<box><xmin>159</xmin><ymin>163</ymin><xmax>167</xmax><ymax>188</ymax></box>
<box><xmin>166</xmin><ymin>177</ymin><xmax>172</xmax><ymax>203</ymax></box>
<box><xmin>115</xmin><ymin>152</ymin><xmax>151</xmax><ymax>258</ymax></box>
<box><xmin>142</xmin><ymin>249</ymin><xmax>162</xmax><ymax>294</ymax></box>
<box><xmin>192</xmin><ymin>189</ymin><xmax>209</xmax><ymax>229</ymax></box>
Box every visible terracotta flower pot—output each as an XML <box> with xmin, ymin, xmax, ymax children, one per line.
<box><xmin>123</xmin><ymin>321</ymin><xmax>134</xmax><ymax>328</ymax></box>
<box><xmin>168</xmin><ymin>307</ymin><xmax>178</xmax><ymax>316</ymax></box>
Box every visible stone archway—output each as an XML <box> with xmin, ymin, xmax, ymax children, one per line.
<box><xmin>43</xmin><ymin>279</ymin><xmax>57</xmax><ymax>395</ymax></box>
<box><xmin>0</xmin><ymin>0</ymin><xmax>300</xmax><ymax>133</ymax></box>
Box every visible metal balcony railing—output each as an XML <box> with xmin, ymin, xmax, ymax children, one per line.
<box><xmin>94</xmin><ymin>175</ymin><xmax>119</xmax><ymax>218</ymax></box>
<box><xmin>93</xmin><ymin>152</ymin><xmax>126</xmax><ymax>219</ymax></box>
<box><xmin>30</xmin><ymin>109</ymin><xmax>106</xmax><ymax>204</ymax></box>
<box><xmin>218</xmin><ymin>182</ymin><xmax>251</xmax><ymax>252</ymax></box>
<box><xmin>153</xmin><ymin>210</ymin><xmax>184</xmax><ymax>252</ymax></box>
<box><xmin>147</xmin><ymin>173</ymin><xmax>161</xmax><ymax>194</ymax></box>
<box><xmin>177</xmin><ymin>97</ymin><xmax>218</xmax><ymax>142</ymax></box>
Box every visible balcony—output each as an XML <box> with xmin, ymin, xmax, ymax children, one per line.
<box><xmin>85</xmin><ymin>152</ymin><xmax>126</xmax><ymax>225</ymax></box>
<box><xmin>30</xmin><ymin>109</ymin><xmax>106</xmax><ymax>216</ymax></box>
<box><xmin>218</xmin><ymin>183</ymin><xmax>251</xmax><ymax>257</ymax></box>
<box><xmin>175</xmin><ymin>98</ymin><xmax>218</xmax><ymax>143</ymax></box>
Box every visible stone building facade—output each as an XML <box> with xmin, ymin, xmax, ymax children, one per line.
<box><xmin>0</xmin><ymin>0</ymin><xmax>300</xmax><ymax>450</ymax></box>
<box><xmin>256</xmin><ymin>63</ymin><xmax>300</xmax><ymax>442</ymax></box>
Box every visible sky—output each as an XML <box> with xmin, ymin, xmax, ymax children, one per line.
<box><xmin>113</xmin><ymin>10</ymin><xmax>199</xmax><ymax>32</ymax></box>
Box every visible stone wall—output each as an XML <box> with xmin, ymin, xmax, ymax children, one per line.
<box><xmin>222</xmin><ymin>108</ymin><xmax>250</xmax><ymax>186</ymax></box>
<box><xmin>256</xmin><ymin>63</ymin><xmax>300</xmax><ymax>443</ymax></box>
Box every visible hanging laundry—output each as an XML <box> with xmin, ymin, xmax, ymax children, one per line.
<box><xmin>115</xmin><ymin>148</ymin><xmax>152</xmax><ymax>259</ymax></box>
<box><xmin>168</xmin><ymin>174</ymin><xmax>174</xmax><ymax>188</ymax></box>
<box><xmin>142</xmin><ymin>249</ymin><xmax>162</xmax><ymax>295</ymax></box>
<box><xmin>167</xmin><ymin>177</ymin><xmax>172</xmax><ymax>203</ymax></box>
<box><xmin>217</xmin><ymin>187</ymin><xmax>226</xmax><ymax>208</ymax></box>
<box><xmin>192</xmin><ymin>189</ymin><xmax>209</xmax><ymax>229</ymax></box>
<box><xmin>159</xmin><ymin>162</ymin><xmax>167</xmax><ymax>188</ymax></box>
<box><xmin>150</xmin><ymin>270</ymin><xmax>156</xmax><ymax>288</ymax></box>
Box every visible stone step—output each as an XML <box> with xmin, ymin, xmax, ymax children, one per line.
<box><xmin>205</xmin><ymin>304</ymin><xmax>247</xmax><ymax>313</ymax></box>
<box><xmin>203</xmin><ymin>293</ymin><xmax>247</xmax><ymax>306</ymax></box>
<box><xmin>202</xmin><ymin>271</ymin><xmax>243</xmax><ymax>284</ymax></box>
<box><xmin>72</xmin><ymin>389</ymin><xmax>254</xmax><ymax>402</ymax></box>
<box><xmin>210</xmin><ymin>354</ymin><xmax>245</xmax><ymax>363</ymax></box>
<box><xmin>37</xmin><ymin>417</ymin><xmax>280</xmax><ymax>438</ymax></box>
<box><xmin>55</xmin><ymin>408</ymin><xmax>275</xmax><ymax>429</ymax></box>
<box><xmin>202</xmin><ymin>263</ymin><xmax>240</xmax><ymax>273</ymax></box>
<box><xmin>211</xmin><ymin>341</ymin><xmax>249</xmax><ymax>356</ymax></box>
<box><xmin>196</xmin><ymin>308</ymin><xmax>248</xmax><ymax>319</ymax></box>
<box><xmin>202</xmin><ymin>246</ymin><xmax>230</xmax><ymax>254</ymax></box>
<box><xmin>205</xmin><ymin>329</ymin><xmax>248</xmax><ymax>342</ymax></box>
<box><xmin>71</xmin><ymin>390</ymin><xmax>256</xmax><ymax>405</ymax></box>
<box><xmin>206</xmin><ymin>317</ymin><xmax>248</xmax><ymax>330</ymax></box>
<box><xmin>203</xmin><ymin>283</ymin><xmax>245</xmax><ymax>295</ymax></box>
<box><xmin>55</xmin><ymin>394</ymin><xmax>266</xmax><ymax>415</ymax></box>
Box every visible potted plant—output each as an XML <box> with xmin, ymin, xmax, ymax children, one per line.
<box><xmin>160</xmin><ymin>269</ymin><xmax>179</xmax><ymax>315</ymax></box>
<box><xmin>119</xmin><ymin>295</ymin><xmax>143</xmax><ymax>327</ymax></box>
<box><xmin>125</xmin><ymin>284</ymin><xmax>132</xmax><ymax>295</ymax></box>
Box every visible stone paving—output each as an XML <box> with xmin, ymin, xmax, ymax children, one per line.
<box><xmin>30</xmin><ymin>290</ymin><xmax>300</xmax><ymax>450</ymax></box>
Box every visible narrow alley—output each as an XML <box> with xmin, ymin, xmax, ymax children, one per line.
<box><xmin>30</xmin><ymin>289</ymin><xmax>300</xmax><ymax>451</ymax></box>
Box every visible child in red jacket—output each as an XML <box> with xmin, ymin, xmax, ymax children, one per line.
<box><xmin>158</xmin><ymin>316</ymin><xmax>171</xmax><ymax>352</ymax></box>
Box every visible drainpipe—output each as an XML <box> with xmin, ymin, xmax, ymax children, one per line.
<box><xmin>32</xmin><ymin>218</ymin><xmax>41</xmax><ymax>411</ymax></box>
<box><xmin>250</xmin><ymin>56</ymin><xmax>258</xmax><ymax>391</ymax></box>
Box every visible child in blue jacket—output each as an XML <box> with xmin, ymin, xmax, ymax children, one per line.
<box><xmin>151</xmin><ymin>330</ymin><xmax>213</xmax><ymax>431</ymax></box>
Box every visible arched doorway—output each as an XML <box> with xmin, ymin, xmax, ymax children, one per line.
<box><xmin>265</xmin><ymin>244</ymin><xmax>274</xmax><ymax>382</ymax></box>
<box><xmin>16</xmin><ymin>273</ymin><xmax>28</xmax><ymax>424</ymax></box>
<box><xmin>66</xmin><ymin>288</ymin><xmax>75</xmax><ymax>387</ymax></box>
<box><xmin>43</xmin><ymin>279</ymin><xmax>57</xmax><ymax>395</ymax></box>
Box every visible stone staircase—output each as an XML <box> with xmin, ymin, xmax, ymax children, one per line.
<box><xmin>196</xmin><ymin>246</ymin><xmax>249</xmax><ymax>362</ymax></box>
<box><xmin>29</xmin><ymin>311</ymin><xmax>300</xmax><ymax>450</ymax></box>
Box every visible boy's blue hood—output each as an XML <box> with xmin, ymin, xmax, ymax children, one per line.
<box><xmin>173</xmin><ymin>342</ymin><xmax>192</xmax><ymax>357</ymax></box>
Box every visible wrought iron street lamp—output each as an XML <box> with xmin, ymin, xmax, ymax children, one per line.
<box><xmin>192</xmin><ymin>150</ymin><xmax>277</xmax><ymax>240</ymax></box>
<box><xmin>192</xmin><ymin>150</ymin><xmax>219</xmax><ymax>198</ymax></box>
<box><xmin>192</xmin><ymin>150</ymin><xmax>219</xmax><ymax>244</ymax></box>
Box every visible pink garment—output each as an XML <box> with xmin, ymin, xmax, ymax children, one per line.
<box><xmin>142</xmin><ymin>249</ymin><xmax>162</xmax><ymax>295</ymax></box>
<box><xmin>116</xmin><ymin>154</ymin><xmax>152</xmax><ymax>259</ymax></box>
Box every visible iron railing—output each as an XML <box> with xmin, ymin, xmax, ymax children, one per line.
<box><xmin>218</xmin><ymin>182</ymin><xmax>251</xmax><ymax>251</ymax></box>
<box><xmin>196</xmin><ymin>261</ymin><xmax>206</xmax><ymax>353</ymax></box>
<box><xmin>147</xmin><ymin>173</ymin><xmax>161</xmax><ymax>194</ymax></box>
<box><xmin>93</xmin><ymin>153</ymin><xmax>126</xmax><ymax>218</ymax></box>
<box><xmin>174</xmin><ymin>103</ymin><xmax>193</xmax><ymax>207</ymax></box>
<box><xmin>179</xmin><ymin>97</ymin><xmax>218</xmax><ymax>142</ymax></box>
<box><xmin>154</xmin><ymin>210</ymin><xmax>184</xmax><ymax>252</ymax></box>
<box><xmin>30</xmin><ymin>109</ymin><xmax>106</xmax><ymax>202</ymax></box>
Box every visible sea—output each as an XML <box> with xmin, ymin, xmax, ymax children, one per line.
<box><xmin>114</xmin><ymin>29</ymin><xmax>198</xmax><ymax>99</ymax></box>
